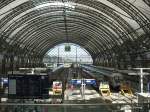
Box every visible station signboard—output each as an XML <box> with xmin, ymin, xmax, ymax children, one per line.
<box><xmin>8</xmin><ymin>75</ymin><xmax>49</xmax><ymax>99</ymax></box>
<box><xmin>65</xmin><ymin>45</ymin><xmax>71</xmax><ymax>52</ymax></box>
<box><xmin>71</xmin><ymin>79</ymin><xmax>96</xmax><ymax>85</ymax></box>
<box><xmin>85</xmin><ymin>79</ymin><xmax>96</xmax><ymax>85</ymax></box>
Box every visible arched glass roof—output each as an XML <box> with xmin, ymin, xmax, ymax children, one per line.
<box><xmin>0</xmin><ymin>0</ymin><xmax>150</xmax><ymax>59</ymax></box>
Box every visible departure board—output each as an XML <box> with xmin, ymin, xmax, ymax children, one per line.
<box><xmin>8</xmin><ymin>75</ymin><xmax>49</xmax><ymax>99</ymax></box>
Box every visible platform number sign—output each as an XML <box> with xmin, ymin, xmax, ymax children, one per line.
<box><xmin>65</xmin><ymin>45</ymin><xmax>71</xmax><ymax>52</ymax></box>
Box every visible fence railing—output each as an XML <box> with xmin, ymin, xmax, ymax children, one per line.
<box><xmin>0</xmin><ymin>103</ymin><xmax>149</xmax><ymax>112</ymax></box>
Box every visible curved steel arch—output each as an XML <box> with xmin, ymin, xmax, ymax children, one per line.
<box><xmin>1</xmin><ymin>1</ymin><xmax>139</xmax><ymax>39</ymax></box>
<box><xmin>2</xmin><ymin>3</ymin><xmax>138</xmax><ymax>39</ymax></box>
<box><xmin>19</xmin><ymin>19</ymin><xmax>116</xmax><ymax>46</ymax></box>
<box><xmin>75</xmin><ymin>0</ymin><xmax>150</xmax><ymax>31</ymax></box>
<box><xmin>12</xmin><ymin>19</ymin><xmax>118</xmax><ymax>55</ymax></box>
<box><xmin>7</xmin><ymin>19</ymin><xmax>113</xmax><ymax>50</ymax></box>
<box><xmin>107</xmin><ymin>0</ymin><xmax>150</xmax><ymax>32</ymax></box>
<box><xmin>7</xmin><ymin>10</ymin><xmax>129</xmax><ymax>49</ymax></box>
<box><xmin>3</xmin><ymin>7</ymin><xmax>132</xmax><ymax>42</ymax></box>
<box><xmin>18</xmin><ymin>27</ymin><xmax>102</xmax><ymax>57</ymax></box>
<box><xmin>39</xmin><ymin>39</ymin><xmax>103</xmax><ymax>58</ymax></box>
<box><xmin>0</xmin><ymin>0</ymin><xmax>149</xmax><ymax>62</ymax></box>
<box><xmin>9</xmin><ymin>13</ymin><xmax>124</xmax><ymax>45</ymax></box>
<box><xmin>1</xmin><ymin>0</ymin><xmax>148</xmax><ymax>34</ymax></box>
<box><xmin>23</xmin><ymin>30</ymin><xmax>104</xmax><ymax>56</ymax></box>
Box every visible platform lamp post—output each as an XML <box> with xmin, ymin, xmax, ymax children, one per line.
<box><xmin>129</xmin><ymin>68</ymin><xmax>150</xmax><ymax>93</ymax></box>
<box><xmin>75</xmin><ymin>46</ymin><xmax>78</xmax><ymax>76</ymax></box>
<box><xmin>9</xmin><ymin>52</ymin><xmax>14</xmax><ymax>75</ymax></box>
<box><xmin>81</xmin><ymin>78</ymin><xmax>86</xmax><ymax>100</ymax></box>
<box><xmin>57</xmin><ymin>46</ymin><xmax>60</xmax><ymax>66</ymax></box>
<box><xmin>76</xmin><ymin>46</ymin><xmax>77</xmax><ymax>64</ymax></box>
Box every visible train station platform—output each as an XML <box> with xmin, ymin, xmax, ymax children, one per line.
<box><xmin>104</xmin><ymin>93</ymin><xmax>137</xmax><ymax>104</ymax></box>
<box><xmin>64</xmin><ymin>87</ymin><xmax>100</xmax><ymax>101</ymax></box>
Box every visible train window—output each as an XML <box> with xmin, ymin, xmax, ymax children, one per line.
<box><xmin>123</xmin><ymin>89</ymin><xmax>129</xmax><ymax>93</ymax></box>
<box><xmin>102</xmin><ymin>90</ymin><xmax>108</xmax><ymax>94</ymax></box>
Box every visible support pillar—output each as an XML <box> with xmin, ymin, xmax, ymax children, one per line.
<box><xmin>2</xmin><ymin>56</ymin><xmax>6</xmax><ymax>74</ymax></box>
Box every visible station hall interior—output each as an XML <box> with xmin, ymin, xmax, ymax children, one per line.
<box><xmin>0</xmin><ymin>0</ymin><xmax>150</xmax><ymax>112</ymax></box>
